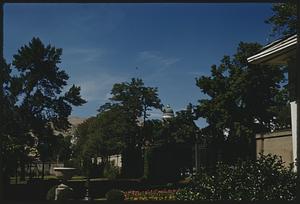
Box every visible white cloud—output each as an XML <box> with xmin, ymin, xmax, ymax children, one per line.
<box><xmin>137</xmin><ymin>51</ymin><xmax>180</xmax><ymax>69</ymax></box>
<box><xmin>71</xmin><ymin>73</ymin><xmax>127</xmax><ymax>102</ymax></box>
<box><xmin>63</xmin><ymin>47</ymin><xmax>106</xmax><ymax>63</ymax></box>
<box><xmin>135</xmin><ymin>51</ymin><xmax>181</xmax><ymax>81</ymax></box>
<box><xmin>69</xmin><ymin>6</ymin><xmax>126</xmax><ymax>37</ymax></box>
<box><xmin>187</xmin><ymin>71</ymin><xmax>207</xmax><ymax>77</ymax></box>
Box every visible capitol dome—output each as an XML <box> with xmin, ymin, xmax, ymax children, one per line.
<box><xmin>162</xmin><ymin>104</ymin><xmax>174</xmax><ymax>120</ymax></box>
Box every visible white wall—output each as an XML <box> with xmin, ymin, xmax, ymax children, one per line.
<box><xmin>291</xmin><ymin>101</ymin><xmax>298</xmax><ymax>171</ymax></box>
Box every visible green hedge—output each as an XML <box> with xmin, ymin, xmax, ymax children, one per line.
<box><xmin>176</xmin><ymin>154</ymin><xmax>296</xmax><ymax>201</ymax></box>
<box><xmin>143</xmin><ymin>143</ymin><xmax>193</xmax><ymax>182</ymax></box>
<box><xmin>105</xmin><ymin>189</ymin><xmax>125</xmax><ymax>201</ymax></box>
<box><xmin>103</xmin><ymin>163</ymin><xmax>120</xmax><ymax>180</ymax></box>
<box><xmin>124</xmin><ymin>189</ymin><xmax>178</xmax><ymax>201</ymax></box>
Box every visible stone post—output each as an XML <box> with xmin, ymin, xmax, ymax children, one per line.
<box><xmin>55</xmin><ymin>183</ymin><xmax>69</xmax><ymax>200</ymax></box>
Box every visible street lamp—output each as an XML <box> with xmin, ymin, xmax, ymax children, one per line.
<box><xmin>38</xmin><ymin>141</ymin><xmax>49</xmax><ymax>180</ymax></box>
<box><xmin>83</xmin><ymin>157</ymin><xmax>95</xmax><ymax>201</ymax></box>
<box><xmin>194</xmin><ymin>133</ymin><xmax>207</xmax><ymax>174</ymax></box>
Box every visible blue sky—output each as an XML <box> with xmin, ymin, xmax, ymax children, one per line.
<box><xmin>4</xmin><ymin>3</ymin><xmax>275</xmax><ymax>127</ymax></box>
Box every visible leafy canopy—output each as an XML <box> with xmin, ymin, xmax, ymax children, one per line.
<box><xmin>266</xmin><ymin>0</ymin><xmax>297</xmax><ymax>37</ymax></box>
<box><xmin>110</xmin><ymin>78</ymin><xmax>162</xmax><ymax>123</ymax></box>
<box><xmin>12</xmin><ymin>37</ymin><xmax>86</xmax><ymax>133</ymax></box>
<box><xmin>195</xmin><ymin>42</ymin><xmax>288</xmax><ymax>160</ymax></box>
<box><xmin>1</xmin><ymin>37</ymin><xmax>86</xmax><ymax>174</ymax></box>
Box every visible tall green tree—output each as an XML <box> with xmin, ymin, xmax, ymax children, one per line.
<box><xmin>169</xmin><ymin>104</ymin><xmax>199</xmax><ymax>144</ymax></box>
<box><xmin>73</xmin><ymin>117</ymin><xmax>96</xmax><ymax>164</ymax></box>
<box><xmin>51</xmin><ymin>134</ymin><xmax>73</xmax><ymax>163</ymax></box>
<box><xmin>265</xmin><ymin>0</ymin><xmax>297</xmax><ymax>38</ymax></box>
<box><xmin>1</xmin><ymin>37</ymin><xmax>86</xmax><ymax>182</ymax></box>
<box><xmin>143</xmin><ymin>104</ymin><xmax>199</xmax><ymax>181</ymax></box>
<box><xmin>108</xmin><ymin>78</ymin><xmax>162</xmax><ymax>177</ymax></box>
<box><xmin>87</xmin><ymin>106</ymin><xmax>127</xmax><ymax>158</ymax></box>
<box><xmin>1</xmin><ymin>59</ymin><xmax>35</xmax><ymax>182</ymax></box>
<box><xmin>12</xmin><ymin>37</ymin><xmax>86</xmax><ymax>132</ymax></box>
<box><xmin>0</xmin><ymin>59</ymin><xmax>24</xmax><ymax>184</ymax></box>
<box><xmin>195</xmin><ymin>42</ymin><xmax>287</xmax><ymax>163</ymax></box>
<box><xmin>111</xmin><ymin>78</ymin><xmax>162</xmax><ymax>125</ymax></box>
<box><xmin>73</xmin><ymin>105</ymin><xmax>129</xmax><ymax>177</ymax></box>
<box><xmin>264</xmin><ymin>0</ymin><xmax>296</xmax><ymax>129</ymax></box>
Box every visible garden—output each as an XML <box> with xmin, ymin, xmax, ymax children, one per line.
<box><xmin>4</xmin><ymin>153</ymin><xmax>296</xmax><ymax>201</ymax></box>
<box><xmin>1</xmin><ymin>1</ymin><xmax>298</xmax><ymax>202</ymax></box>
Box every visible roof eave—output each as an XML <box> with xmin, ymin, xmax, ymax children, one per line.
<box><xmin>247</xmin><ymin>34</ymin><xmax>297</xmax><ymax>65</ymax></box>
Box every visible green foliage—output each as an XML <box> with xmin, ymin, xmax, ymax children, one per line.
<box><xmin>175</xmin><ymin>154</ymin><xmax>296</xmax><ymax>201</ymax></box>
<box><xmin>143</xmin><ymin>147</ymin><xmax>152</xmax><ymax>180</ymax></box>
<box><xmin>195</xmin><ymin>42</ymin><xmax>288</xmax><ymax>162</ymax></box>
<box><xmin>161</xmin><ymin>104</ymin><xmax>199</xmax><ymax>144</ymax></box>
<box><xmin>1</xmin><ymin>38</ymin><xmax>85</xmax><ymax>183</ymax></box>
<box><xmin>105</xmin><ymin>189</ymin><xmax>125</xmax><ymax>201</ymax></box>
<box><xmin>12</xmin><ymin>37</ymin><xmax>86</xmax><ymax>132</ymax></box>
<box><xmin>46</xmin><ymin>185</ymin><xmax>75</xmax><ymax>201</ymax></box>
<box><xmin>265</xmin><ymin>0</ymin><xmax>297</xmax><ymax>37</ymax></box>
<box><xmin>52</xmin><ymin>134</ymin><xmax>73</xmax><ymax>162</ymax></box>
<box><xmin>1</xmin><ymin>59</ymin><xmax>34</xmax><ymax>181</ymax></box>
<box><xmin>110</xmin><ymin>78</ymin><xmax>162</xmax><ymax>124</ymax></box>
<box><xmin>109</xmin><ymin>78</ymin><xmax>162</xmax><ymax>158</ymax></box>
<box><xmin>103</xmin><ymin>162</ymin><xmax>120</xmax><ymax>180</ymax></box>
<box><xmin>141</xmin><ymin>119</ymin><xmax>163</xmax><ymax>144</ymax></box>
<box><xmin>142</xmin><ymin>104</ymin><xmax>199</xmax><ymax>146</ymax></box>
<box><xmin>143</xmin><ymin>143</ymin><xmax>192</xmax><ymax>182</ymax></box>
<box><xmin>46</xmin><ymin>185</ymin><xmax>57</xmax><ymax>201</ymax></box>
<box><xmin>124</xmin><ymin>190</ymin><xmax>177</xmax><ymax>201</ymax></box>
<box><xmin>10</xmin><ymin>37</ymin><xmax>85</xmax><ymax>159</ymax></box>
<box><xmin>121</xmin><ymin>146</ymin><xmax>143</xmax><ymax>178</ymax></box>
<box><xmin>73</xmin><ymin>78</ymin><xmax>162</xmax><ymax>178</ymax></box>
<box><xmin>142</xmin><ymin>104</ymin><xmax>198</xmax><ymax>181</ymax></box>
<box><xmin>73</xmin><ymin>107</ymin><xmax>128</xmax><ymax>175</ymax></box>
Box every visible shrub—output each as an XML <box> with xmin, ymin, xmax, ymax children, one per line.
<box><xmin>124</xmin><ymin>189</ymin><xmax>178</xmax><ymax>201</ymax></box>
<box><xmin>143</xmin><ymin>144</ymin><xmax>192</xmax><ymax>182</ymax></box>
<box><xmin>46</xmin><ymin>185</ymin><xmax>57</xmax><ymax>201</ymax></box>
<box><xmin>143</xmin><ymin>147</ymin><xmax>152</xmax><ymax>180</ymax></box>
<box><xmin>175</xmin><ymin>154</ymin><xmax>296</xmax><ymax>201</ymax></box>
<box><xmin>46</xmin><ymin>184</ymin><xmax>75</xmax><ymax>201</ymax></box>
<box><xmin>105</xmin><ymin>189</ymin><xmax>125</xmax><ymax>201</ymax></box>
<box><xmin>103</xmin><ymin>162</ymin><xmax>120</xmax><ymax>180</ymax></box>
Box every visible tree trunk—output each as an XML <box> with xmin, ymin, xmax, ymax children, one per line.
<box><xmin>42</xmin><ymin>162</ymin><xmax>45</xmax><ymax>180</ymax></box>
<box><xmin>15</xmin><ymin>163</ymin><xmax>18</xmax><ymax>184</ymax></box>
<box><xmin>20</xmin><ymin>160</ymin><xmax>25</xmax><ymax>181</ymax></box>
<box><xmin>29</xmin><ymin>163</ymin><xmax>32</xmax><ymax>181</ymax></box>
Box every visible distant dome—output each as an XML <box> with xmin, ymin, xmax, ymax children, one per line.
<box><xmin>162</xmin><ymin>104</ymin><xmax>174</xmax><ymax>120</ymax></box>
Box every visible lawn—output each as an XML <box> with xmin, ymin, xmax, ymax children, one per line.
<box><xmin>10</xmin><ymin>175</ymin><xmax>87</xmax><ymax>184</ymax></box>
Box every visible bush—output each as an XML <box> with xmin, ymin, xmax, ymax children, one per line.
<box><xmin>103</xmin><ymin>162</ymin><xmax>120</xmax><ymax>180</ymax></box>
<box><xmin>143</xmin><ymin>144</ymin><xmax>192</xmax><ymax>182</ymax></box>
<box><xmin>46</xmin><ymin>184</ymin><xmax>75</xmax><ymax>201</ymax></box>
<box><xmin>124</xmin><ymin>189</ymin><xmax>178</xmax><ymax>201</ymax></box>
<box><xmin>175</xmin><ymin>154</ymin><xmax>296</xmax><ymax>201</ymax></box>
<box><xmin>105</xmin><ymin>189</ymin><xmax>125</xmax><ymax>201</ymax></box>
<box><xmin>46</xmin><ymin>185</ymin><xmax>58</xmax><ymax>201</ymax></box>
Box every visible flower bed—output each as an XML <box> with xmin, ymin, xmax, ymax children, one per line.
<box><xmin>124</xmin><ymin>189</ymin><xmax>178</xmax><ymax>201</ymax></box>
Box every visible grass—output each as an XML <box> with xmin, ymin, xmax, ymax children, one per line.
<box><xmin>94</xmin><ymin>198</ymin><xmax>107</xmax><ymax>201</ymax></box>
<box><xmin>10</xmin><ymin>175</ymin><xmax>87</xmax><ymax>184</ymax></box>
